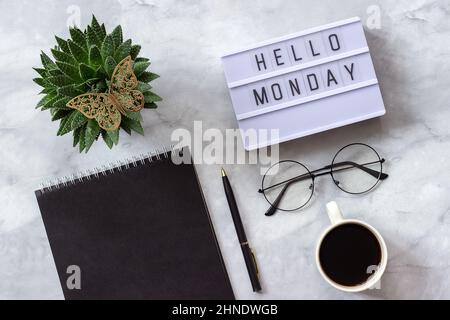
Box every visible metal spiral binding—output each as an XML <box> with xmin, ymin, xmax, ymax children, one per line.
<box><xmin>37</xmin><ymin>144</ymin><xmax>179</xmax><ymax>195</ymax></box>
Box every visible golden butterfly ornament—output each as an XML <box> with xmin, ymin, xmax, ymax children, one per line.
<box><xmin>66</xmin><ymin>56</ymin><xmax>145</xmax><ymax>131</ymax></box>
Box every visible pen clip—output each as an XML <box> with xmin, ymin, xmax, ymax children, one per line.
<box><xmin>250</xmin><ymin>247</ymin><xmax>259</xmax><ymax>275</ymax></box>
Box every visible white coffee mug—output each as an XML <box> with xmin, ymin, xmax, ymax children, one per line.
<box><xmin>315</xmin><ymin>201</ymin><xmax>388</xmax><ymax>292</ymax></box>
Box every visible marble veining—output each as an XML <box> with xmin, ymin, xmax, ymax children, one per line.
<box><xmin>1</xmin><ymin>0</ymin><xmax>450</xmax><ymax>299</ymax></box>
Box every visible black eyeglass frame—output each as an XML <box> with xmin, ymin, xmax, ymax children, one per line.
<box><xmin>259</xmin><ymin>143</ymin><xmax>388</xmax><ymax>216</ymax></box>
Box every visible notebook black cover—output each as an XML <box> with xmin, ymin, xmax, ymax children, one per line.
<box><xmin>35</xmin><ymin>148</ymin><xmax>234</xmax><ymax>300</ymax></box>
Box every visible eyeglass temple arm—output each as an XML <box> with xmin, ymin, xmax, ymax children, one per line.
<box><xmin>264</xmin><ymin>174</ymin><xmax>308</xmax><ymax>216</ymax></box>
<box><xmin>322</xmin><ymin>159</ymin><xmax>388</xmax><ymax>180</ymax></box>
<box><xmin>264</xmin><ymin>184</ymin><xmax>288</xmax><ymax>216</ymax></box>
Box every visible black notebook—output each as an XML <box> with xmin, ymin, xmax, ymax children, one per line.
<box><xmin>35</xmin><ymin>147</ymin><xmax>234</xmax><ymax>300</ymax></box>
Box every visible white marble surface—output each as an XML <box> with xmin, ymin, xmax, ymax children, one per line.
<box><xmin>1</xmin><ymin>0</ymin><xmax>450</xmax><ymax>299</ymax></box>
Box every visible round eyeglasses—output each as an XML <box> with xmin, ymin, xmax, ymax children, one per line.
<box><xmin>258</xmin><ymin>143</ymin><xmax>388</xmax><ymax>216</ymax></box>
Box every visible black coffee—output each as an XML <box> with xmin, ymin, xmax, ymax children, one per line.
<box><xmin>319</xmin><ymin>223</ymin><xmax>382</xmax><ymax>287</ymax></box>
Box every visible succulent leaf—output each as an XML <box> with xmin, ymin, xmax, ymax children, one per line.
<box><xmin>100</xmin><ymin>24</ymin><xmax>107</xmax><ymax>39</ymax></box>
<box><xmin>135</xmin><ymin>57</ymin><xmax>149</xmax><ymax>63</ymax></box>
<box><xmin>101</xmin><ymin>130</ymin><xmax>114</xmax><ymax>149</ymax></box>
<box><xmin>73</xmin><ymin>126</ymin><xmax>82</xmax><ymax>147</ymax></box>
<box><xmin>89</xmin><ymin>45</ymin><xmax>102</xmax><ymax>67</ymax></box>
<box><xmin>133</xmin><ymin>61</ymin><xmax>150</xmax><ymax>76</ymax></box>
<box><xmin>48</xmin><ymin>69</ymin><xmax>62</xmax><ymax>76</ymax></box>
<box><xmin>101</xmin><ymin>35</ymin><xmax>114</xmax><ymax>59</ymax></box>
<box><xmin>79</xmin><ymin>63</ymin><xmax>96</xmax><ymax>80</ymax></box>
<box><xmin>78</xmin><ymin>125</ymin><xmax>86</xmax><ymax>152</ymax></box>
<box><xmin>57</xmin><ymin>84</ymin><xmax>84</xmax><ymax>98</ymax></box>
<box><xmin>51</xmin><ymin>49</ymin><xmax>78</xmax><ymax>66</ymax></box>
<box><xmin>40</xmin><ymin>51</ymin><xmax>57</xmax><ymax>70</ymax></box>
<box><xmin>104</xmin><ymin>56</ymin><xmax>117</xmax><ymax>78</ymax></box>
<box><xmin>138</xmin><ymin>82</ymin><xmax>152</xmax><ymax>92</ymax></box>
<box><xmin>37</xmin><ymin>94</ymin><xmax>54</xmax><ymax>109</ymax></box>
<box><xmin>68</xmin><ymin>40</ymin><xmax>88</xmax><ymax>63</ymax></box>
<box><xmin>124</xmin><ymin>111</ymin><xmax>143</xmax><ymax>122</ymax></box>
<box><xmin>55</xmin><ymin>61</ymin><xmax>82</xmax><ymax>81</ymax></box>
<box><xmin>130</xmin><ymin>45</ymin><xmax>141</xmax><ymax>60</ymax></box>
<box><xmin>47</xmin><ymin>75</ymin><xmax>74</xmax><ymax>87</ymax></box>
<box><xmin>111</xmin><ymin>25</ymin><xmax>123</xmax><ymax>48</ymax></box>
<box><xmin>55</xmin><ymin>36</ymin><xmax>71</xmax><ymax>53</ymax></box>
<box><xmin>91</xmin><ymin>16</ymin><xmax>105</xmax><ymax>42</ymax></box>
<box><xmin>86</xmin><ymin>25</ymin><xmax>102</xmax><ymax>48</ymax></box>
<box><xmin>70</xmin><ymin>111</ymin><xmax>88</xmax><ymax>130</ymax></box>
<box><xmin>139</xmin><ymin>71</ymin><xmax>159</xmax><ymax>82</ymax></box>
<box><xmin>121</xmin><ymin>117</ymin><xmax>144</xmax><ymax>135</ymax></box>
<box><xmin>114</xmin><ymin>39</ymin><xmax>132</xmax><ymax>62</ymax></box>
<box><xmin>51</xmin><ymin>96</ymin><xmax>71</xmax><ymax>110</ymax></box>
<box><xmin>33</xmin><ymin>67</ymin><xmax>48</xmax><ymax>78</ymax></box>
<box><xmin>33</xmin><ymin>77</ymin><xmax>48</xmax><ymax>88</ymax></box>
<box><xmin>84</xmin><ymin>119</ymin><xmax>101</xmax><ymax>152</ymax></box>
<box><xmin>69</xmin><ymin>27</ymin><xmax>88</xmax><ymax>50</ymax></box>
<box><xmin>144</xmin><ymin>102</ymin><xmax>158</xmax><ymax>109</ymax></box>
<box><xmin>106</xmin><ymin>129</ymin><xmax>119</xmax><ymax>145</ymax></box>
<box><xmin>144</xmin><ymin>91</ymin><xmax>162</xmax><ymax>103</ymax></box>
<box><xmin>57</xmin><ymin>111</ymin><xmax>76</xmax><ymax>136</ymax></box>
<box><xmin>52</xmin><ymin>109</ymin><xmax>72</xmax><ymax>121</ymax></box>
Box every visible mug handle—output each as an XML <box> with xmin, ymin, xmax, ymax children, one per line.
<box><xmin>326</xmin><ymin>201</ymin><xmax>343</xmax><ymax>225</ymax></box>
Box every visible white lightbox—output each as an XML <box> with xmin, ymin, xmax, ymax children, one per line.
<box><xmin>221</xmin><ymin>17</ymin><xmax>386</xmax><ymax>150</ymax></box>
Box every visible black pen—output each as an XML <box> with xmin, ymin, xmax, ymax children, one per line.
<box><xmin>221</xmin><ymin>168</ymin><xmax>261</xmax><ymax>292</ymax></box>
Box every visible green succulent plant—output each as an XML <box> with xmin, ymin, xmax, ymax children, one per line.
<box><xmin>33</xmin><ymin>15</ymin><xmax>161</xmax><ymax>152</ymax></box>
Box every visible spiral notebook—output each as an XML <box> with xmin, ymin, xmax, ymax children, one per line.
<box><xmin>35</xmin><ymin>147</ymin><xmax>234</xmax><ymax>300</ymax></box>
